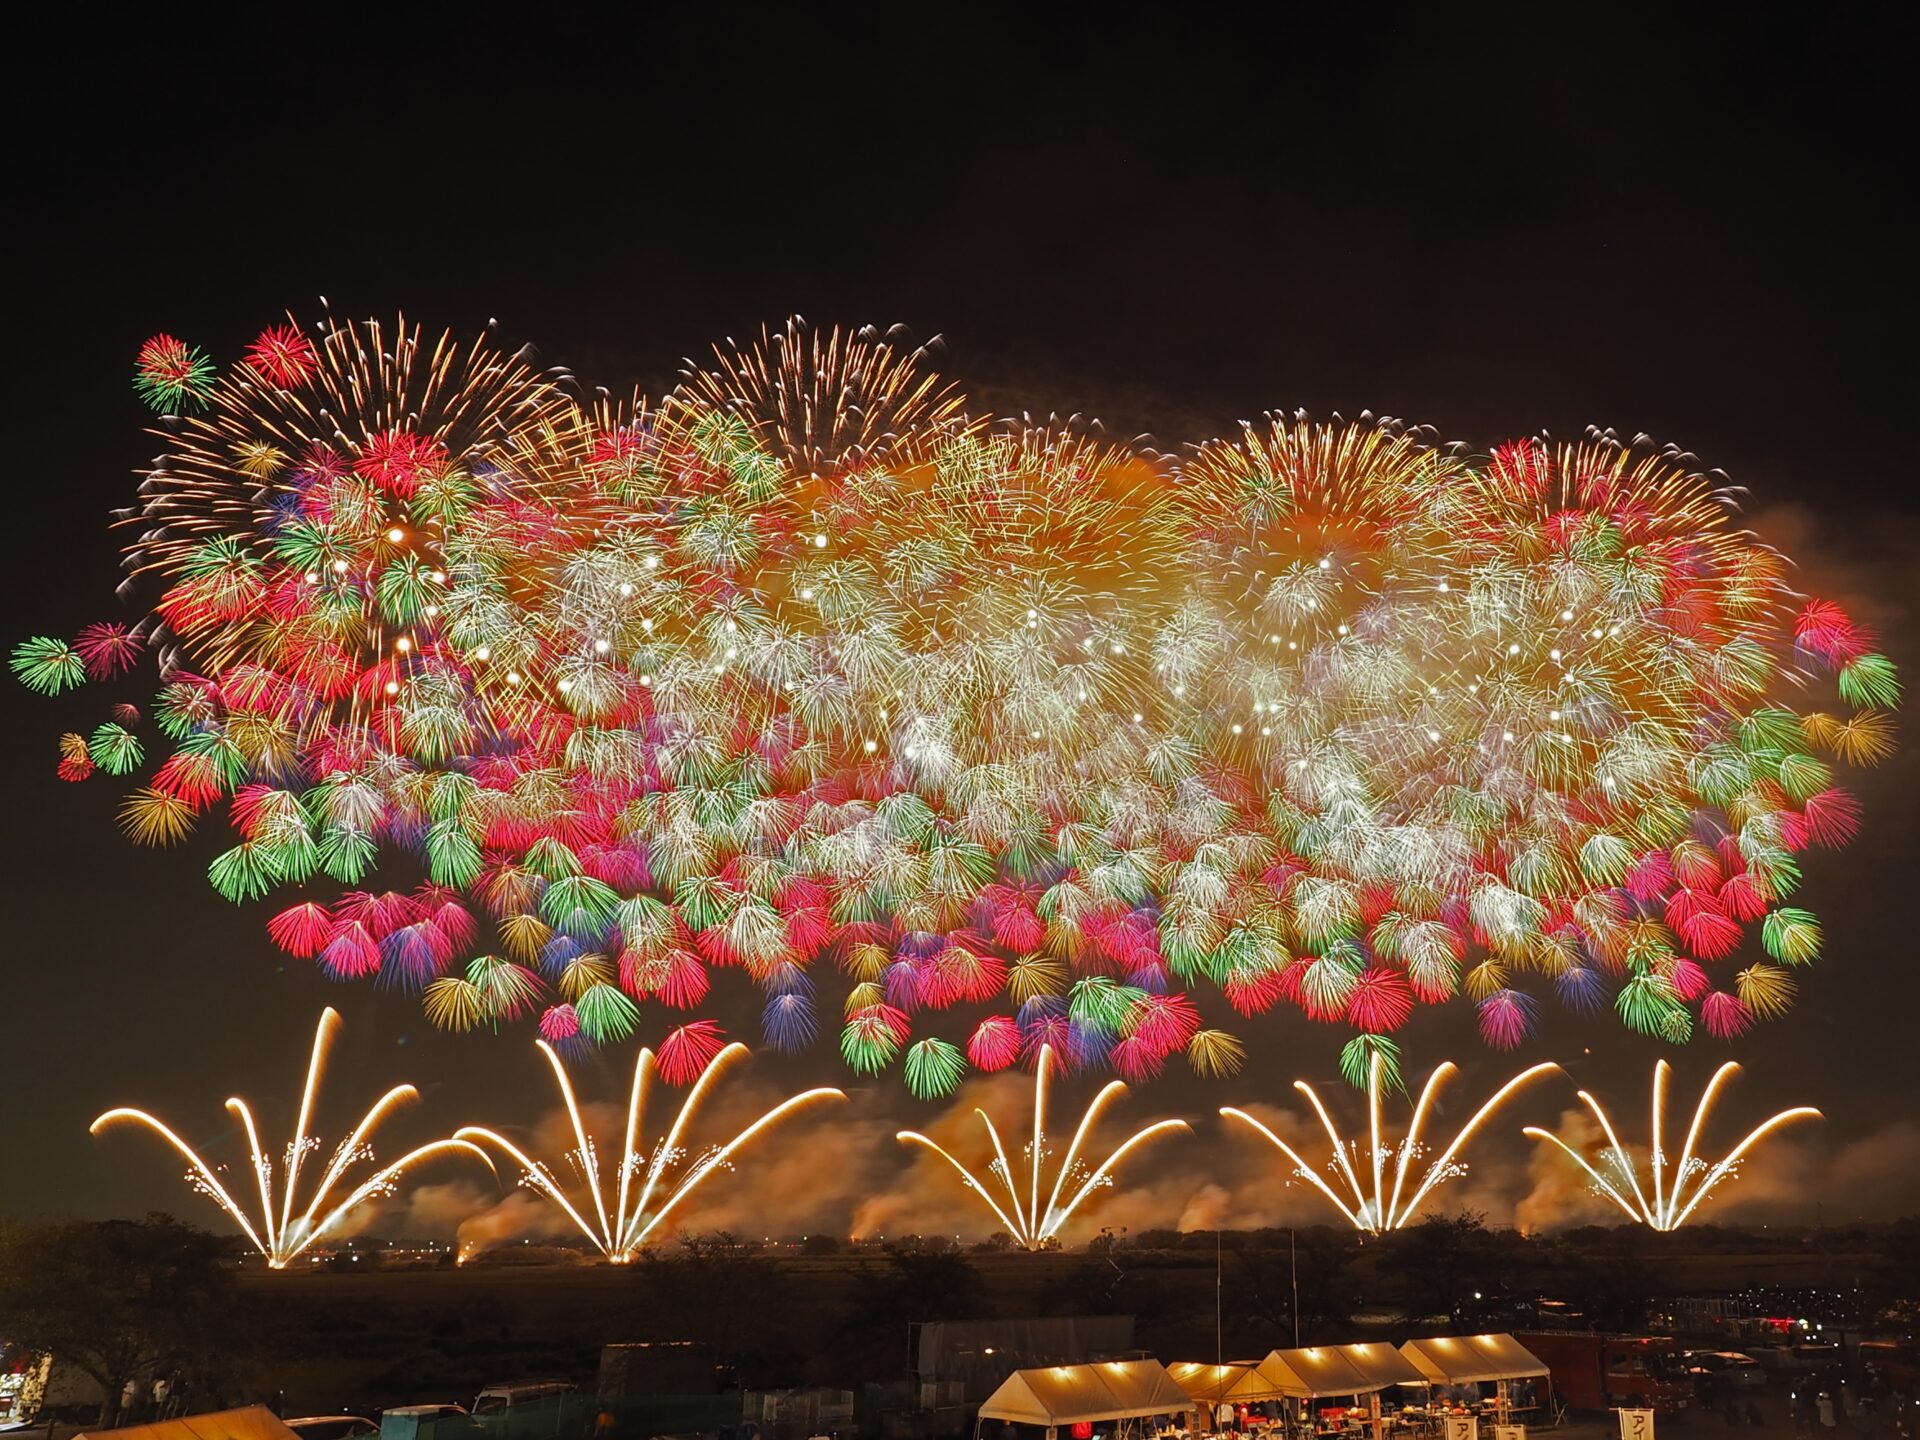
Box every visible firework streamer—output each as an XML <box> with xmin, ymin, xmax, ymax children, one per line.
<box><xmin>895</xmin><ymin>1041</ymin><xmax>1189</xmax><ymax>1249</ymax></box>
<box><xmin>1221</xmin><ymin>1051</ymin><xmax>1560</xmax><ymax>1232</ymax></box>
<box><xmin>456</xmin><ymin>1039</ymin><xmax>843</xmax><ymax>1261</ymax></box>
<box><xmin>90</xmin><ymin>1008</ymin><xmax>488</xmax><ymax>1266</ymax></box>
<box><xmin>1522</xmin><ymin>1059</ymin><xmax>1819</xmax><ymax>1230</ymax></box>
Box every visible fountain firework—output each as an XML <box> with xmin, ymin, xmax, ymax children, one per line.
<box><xmin>895</xmin><ymin>1041</ymin><xmax>1189</xmax><ymax>1249</ymax></box>
<box><xmin>90</xmin><ymin>1007</ymin><xmax>488</xmax><ymax>1267</ymax></box>
<box><xmin>455</xmin><ymin>1040</ymin><xmax>844</xmax><ymax>1261</ymax></box>
<box><xmin>1523</xmin><ymin>1059</ymin><xmax>1819</xmax><ymax>1230</ymax></box>
<box><xmin>1221</xmin><ymin>1051</ymin><xmax>1559</xmax><ymax>1233</ymax></box>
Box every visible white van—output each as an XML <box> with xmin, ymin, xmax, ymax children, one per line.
<box><xmin>471</xmin><ymin>1383</ymin><xmax>574</xmax><ymax>1426</ymax></box>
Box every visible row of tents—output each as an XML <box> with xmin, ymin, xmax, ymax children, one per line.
<box><xmin>980</xmin><ymin>1335</ymin><xmax>1551</xmax><ymax>1436</ymax></box>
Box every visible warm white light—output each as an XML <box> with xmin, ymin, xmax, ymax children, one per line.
<box><xmin>387</xmin><ymin>527</ymin><xmax>405</xmax><ymax>543</ymax></box>
<box><xmin>395</xmin><ymin>638</ymin><xmax>411</xmax><ymax>653</ymax></box>
<box><xmin>594</xmin><ymin>639</ymin><xmax>610</xmax><ymax>654</ymax></box>
<box><xmin>474</xmin><ymin>646</ymin><xmax>490</xmax><ymax>661</ymax></box>
<box><xmin>383</xmin><ymin>681</ymin><xmax>399</xmax><ymax>695</ymax></box>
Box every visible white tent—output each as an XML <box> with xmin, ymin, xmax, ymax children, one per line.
<box><xmin>1398</xmin><ymin>1335</ymin><xmax>1549</xmax><ymax>1386</ymax></box>
<box><xmin>77</xmin><ymin>1408</ymin><xmax>303</xmax><ymax>1440</ymax></box>
<box><xmin>978</xmin><ymin>1359</ymin><xmax>1194</xmax><ymax>1436</ymax></box>
<box><xmin>1398</xmin><ymin>1335</ymin><xmax>1551</xmax><ymax>1423</ymax></box>
<box><xmin>1168</xmin><ymin>1363</ymin><xmax>1260</xmax><ymax>1405</ymax></box>
<box><xmin>1240</xmin><ymin>1345</ymin><xmax>1425</xmax><ymax>1400</ymax></box>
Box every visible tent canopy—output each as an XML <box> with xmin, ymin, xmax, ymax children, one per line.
<box><xmin>1237</xmin><ymin>1346</ymin><xmax>1425</xmax><ymax>1400</ymax></box>
<box><xmin>979</xmin><ymin>1360</ymin><xmax>1194</xmax><ymax>1425</ymax></box>
<box><xmin>1168</xmin><ymin>1363</ymin><xmax>1259</xmax><ymax>1404</ymax></box>
<box><xmin>77</xmin><ymin>1409</ymin><xmax>302</xmax><ymax>1440</ymax></box>
<box><xmin>1398</xmin><ymin>1335</ymin><xmax>1550</xmax><ymax>1386</ymax></box>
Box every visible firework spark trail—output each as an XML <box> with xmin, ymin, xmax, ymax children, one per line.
<box><xmin>89</xmin><ymin>1007</ymin><xmax>488</xmax><ymax>1267</ymax></box>
<box><xmin>456</xmin><ymin>1040</ymin><xmax>844</xmax><ymax>1261</ymax></box>
<box><xmin>895</xmin><ymin>1041</ymin><xmax>1189</xmax><ymax>1249</ymax></box>
<box><xmin>1221</xmin><ymin>1052</ymin><xmax>1560</xmax><ymax>1233</ymax></box>
<box><xmin>17</xmin><ymin>314</ymin><xmax>1903</xmax><ymax>1091</ymax></box>
<box><xmin>1523</xmin><ymin>1059</ymin><xmax>1820</xmax><ymax>1230</ymax></box>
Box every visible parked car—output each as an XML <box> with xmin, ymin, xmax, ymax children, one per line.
<box><xmin>380</xmin><ymin>1404</ymin><xmax>469</xmax><ymax>1440</ymax></box>
<box><xmin>286</xmin><ymin>1417</ymin><xmax>380</xmax><ymax>1440</ymax></box>
<box><xmin>1683</xmin><ymin>1353</ymin><xmax>1767</xmax><ymax>1392</ymax></box>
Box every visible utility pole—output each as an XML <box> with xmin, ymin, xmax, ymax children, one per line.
<box><xmin>1291</xmin><ymin>1227</ymin><xmax>1300</xmax><ymax>1348</ymax></box>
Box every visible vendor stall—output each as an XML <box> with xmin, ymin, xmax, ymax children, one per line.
<box><xmin>1397</xmin><ymin>1335</ymin><xmax>1551</xmax><ymax>1426</ymax></box>
<box><xmin>1172</xmin><ymin>1346</ymin><xmax>1425</xmax><ymax>1440</ymax></box>
<box><xmin>977</xmin><ymin>1359</ymin><xmax>1195</xmax><ymax>1440</ymax></box>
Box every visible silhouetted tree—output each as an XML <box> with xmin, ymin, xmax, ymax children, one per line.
<box><xmin>0</xmin><ymin>1214</ymin><xmax>245</xmax><ymax>1424</ymax></box>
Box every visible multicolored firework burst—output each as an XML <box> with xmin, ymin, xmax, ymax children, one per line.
<box><xmin>895</xmin><ymin>1041</ymin><xmax>1189</xmax><ymax>1249</ymax></box>
<box><xmin>89</xmin><ymin>1008</ymin><xmax>488</xmax><ymax>1267</ymax></box>
<box><xmin>133</xmin><ymin>334</ymin><xmax>217</xmax><ymax>413</ymax></box>
<box><xmin>455</xmin><ymin>1039</ymin><xmax>843</xmax><ymax>1261</ymax></box>
<box><xmin>1523</xmin><ymin>1059</ymin><xmax>1820</xmax><ymax>1230</ymax></box>
<box><xmin>1220</xmin><ymin>1051</ymin><xmax>1559</xmax><ymax>1233</ymax></box>
<box><xmin>17</xmin><ymin>312</ymin><xmax>1901</xmax><ymax>1090</ymax></box>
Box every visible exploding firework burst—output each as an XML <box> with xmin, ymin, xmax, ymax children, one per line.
<box><xmin>895</xmin><ymin>1041</ymin><xmax>1188</xmax><ymax>1249</ymax></box>
<box><xmin>19</xmin><ymin>312</ymin><xmax>1901</xmax><ymax>1088</ymax></box>
<box><xmin>1522</xmin><ymin>1059</ymin><xmax>1819</xmax><ymax>1230</ymax></box>
<box><xmin>89</xmin><ymin>1008</ymin><xmax>487</xmax><ymax>1267</ymax></box>
<box><xmin>1220</xmin><ymin>1051</ymin><xmax>1560</xmax><ymax>1233</ymax></box>
<box><xmin>456</xmin><ymin>1040</ymin><xmax>843</xmax><ymax>1261</ymax></box>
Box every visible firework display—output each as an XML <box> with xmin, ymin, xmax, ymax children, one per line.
<box><xmin>17</xmin><ymin>312</ymin><xmax>1902</xmax><ymax>1092</ymax></box>
<box><xmin>1221</xmin><ymin>1052</ymin><xmax>1559</xmax><ymax>1233</ymax></box>
<box><xmin>456</xmin><ymin>1039</ymin><xmax>844</xmax><ymax>1261</ymax></box>
<box><xmin>1523</xmin><ymin>1059</ymin><xmax>1820</xmax><ymax>1230</ymax></box>
<box><xmin>895</xmin><ymin>1041</ymin><xmax>1189</xmax><ymax>1249</ymax></box>
<box><xmin>89</xmin><ymin>1008</ymin><xmax>488</xmax><ymax>1267</ymax></box>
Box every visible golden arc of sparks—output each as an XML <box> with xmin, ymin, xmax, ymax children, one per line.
<box><xmin>456</xmin><ymin>1041</ymin><xmax>845</xmax><ymax>1263</ymax></box>
<box><xmin>894</xmin><ymin>1042</ymin><xmax>1191</xmax><ymax>1250</ymax></box>
<box><xmin>89</xmin><ymin>1007</ymin><xmax>490</xmax><ymax>1268</ymax></box>
<box><xmin>1522</xmin><ymin>1059</ymin><xmax>1820</xmax><ymax>1231</ymax></box>
<box><xmin>1221</xmin><ymin>1052</ymin><xmax>1562</xmax><ymax>1234</ymax></box>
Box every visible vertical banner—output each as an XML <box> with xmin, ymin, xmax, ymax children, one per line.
<box><xmin>1617</xmin><ymin>1410</ymin><xmax>1655</xmax><ymax>1440</ymax></box>
<box><xmin>1443</xmin><ymin>1416</ymin><xmax>1478</xmax><ymax>1440</ymax></box>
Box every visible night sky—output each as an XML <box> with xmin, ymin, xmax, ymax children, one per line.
<box><xmin>3</xmin><ymin>5</ymin><xmax>1914</xmax><ymax>1230</ymax></box>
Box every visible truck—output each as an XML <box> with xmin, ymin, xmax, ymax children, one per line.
<box><xmin>1516</xmin><ymin>1333</ymin><xmax>1694</xmax><ymax>1415</ymax></box>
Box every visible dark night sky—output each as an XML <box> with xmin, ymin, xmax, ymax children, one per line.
<box><xmin>1</xmin><ymin>5</ymin><xmax>1914</xmax><ymax>1230</ymax></box>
